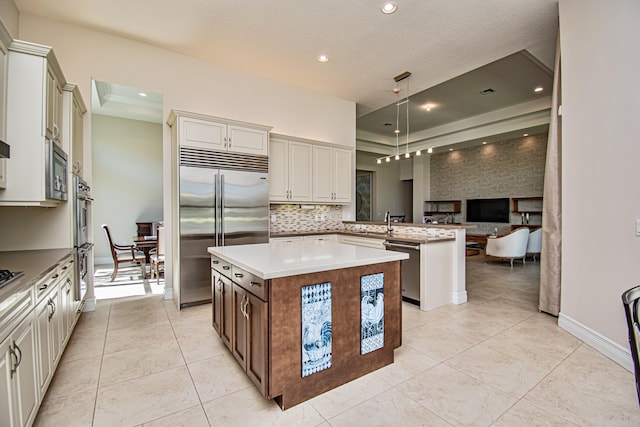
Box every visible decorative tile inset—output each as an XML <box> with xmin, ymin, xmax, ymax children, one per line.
<box><xmin>361</xmin><ymin>273</ymin><xmax>384</xmax><ymax>355</ymax></box>
<box><xmin>301</xmin><ymin>282</ymin><xmax>332</xmax><ymax>377</ymax></box>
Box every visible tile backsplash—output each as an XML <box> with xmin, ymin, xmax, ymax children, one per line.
<box><xmin>269</xmin><ymin>204</ymin><xmax>343</xmax><ymax>233</ymax></box>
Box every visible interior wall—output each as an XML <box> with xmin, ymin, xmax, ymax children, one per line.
<box><xmin>15</xmin><ymin>14</ymin><xmax>356</xmax><ymax>290</ymax></box>
<box><xmin>0</xmin><ymin>2</ymin><xmax>18</xmax><ymax>37</ymax></box>
<box><xmin>430</xmin><ymin>132</ymin><xmax>547</xmax><ymax>231</ymax></box>
<box><xmin>558</xmin><ymin>0</ymin><xmax>640</xmax><ymax>350</ymax></box>
<box><xmin>92</xmin><ymin>114</ymin><xmax>162</xmax><ymax>261</ymax></box>
<box><xmin>355</xmin><ymin>151</ymin><xmax>403</xmax><ymax>221</ymax></box>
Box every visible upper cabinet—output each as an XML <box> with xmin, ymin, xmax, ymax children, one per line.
<box><xmin>167</xmin><ymin>110</ymin><xmax>270</xmax><ymax>156</ymax></box>
<box><xmin>270</xmin><ymin>134</ymin><xmax>352</xmax><ymax>205</ymax></box>
<box><xmin>312</xmin><ymin>145</ymin><xmax>352</xmax><ymax>203</ymax></box>
<box><xmin>63</xmin><ymin>84</ymin><xmax>87</xmax><ymax>177</ymax></box>
<box><xmin>269</xmin><ymin>137</ymin><xmax>313</xmax><ymax>202</ymax></box>
<box><xmin>0</xmin><ymin>21</ymin><xmax>11</xmax><ymax>190</ymax></box>
<box><xmin>0</xmin><ymin>40</ymin><xmax>68</xmax><ymax>207</ymax></box>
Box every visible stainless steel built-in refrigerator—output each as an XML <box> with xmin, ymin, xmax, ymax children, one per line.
<box><xmin>178</xmin><ymin>147</ymin><xmax>269</xmax><ymax>307</ymax></box>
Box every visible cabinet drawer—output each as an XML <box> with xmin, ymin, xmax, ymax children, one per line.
<box><xmin>211</xmin><ymin>256</ymin><xmax>232</xmax><ymax>276</ymax></box>
<box><xmin>232</xmin><ymin>265</ymin><xmax>267</xmax><ymax>301</ymax></box>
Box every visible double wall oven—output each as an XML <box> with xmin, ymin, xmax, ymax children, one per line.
<box><xmin>74</xmin><ymin>176</ymin><xmax>93</xmax><ymax>303</ymax></box>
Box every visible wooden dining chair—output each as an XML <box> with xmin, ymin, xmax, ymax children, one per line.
<box><xmin>101</xmin><ymin>224</ymin><xmax>147</xmax><ymax>281</ymax></box>
<box><xmin>150</xmin><ymin>226</ymin><xmax>165</xmax><ymax>284</ymax></box>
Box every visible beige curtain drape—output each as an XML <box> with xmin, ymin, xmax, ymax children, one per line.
<box><xmin>539</xmin><ymin>33</ymin><xmax>562</xmax><ymax>316</ymax></box>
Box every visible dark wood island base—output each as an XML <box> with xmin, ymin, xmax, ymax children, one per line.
<box><xmin>211</xmin><ymin>253</ymin><xmax>402</xmax><ymax>410</ymax></box>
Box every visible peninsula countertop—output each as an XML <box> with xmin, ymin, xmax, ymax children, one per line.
<box><xmin>208</xmin><ymin>240</ymin><xmax>408</xmax><ymax>279</ymax></box>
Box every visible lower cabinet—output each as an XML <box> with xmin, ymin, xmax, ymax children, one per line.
<box><xmin>231</xmin><ymin>284</ymin><xmax>268</xmax><ymax>396</ymax></box>
<box><xmin>0</xmin><ymin>313</ymin><xmax>39</xmax><ymax>427</ymax></box>
<box><xmin>212</xmin><ymin>257</ymin><xmax>268</xmax><ymax>397</ymax></box>
<box><xmin>211</xmin><ymin>270</ymin><xmax>232</xmax><ymax>350</ymax></box>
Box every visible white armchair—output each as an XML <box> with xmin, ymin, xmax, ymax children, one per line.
<box><xmin>526</xmin><ymin>227</ymin><xmax>542</xmax><ymax>261</ymax></box>
<box><xmin>485</xmin><ymin>227</ymin><xmax>530</xmax><ymax>267</ymax></box>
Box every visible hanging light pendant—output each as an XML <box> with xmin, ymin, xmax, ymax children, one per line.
<box><xmin>394</xmin><ymin>71</ymin><xmax>412</xmax><ymax>160</ymax></box>
<box><xmin>394</xmin><ymin>86</ymin><xmax>401</xmax><ymax>160</ymax></box>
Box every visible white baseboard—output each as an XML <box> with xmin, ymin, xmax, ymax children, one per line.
<box><xmin>452</xmin><ymin>290</ymin><xmax>468</xmax><ymax>304</ymax></box>
<box><xmin>558</xmin><ymin>312</ymin><xmax>633</xmax><ymax>372</ymax></box>
<box><xmin>83</xmin><ymin>297</ymin><xmax>96</xmax><ymax>312</ymax></box>
<box><xmin>94</xmin><ymin>257</ymin><xmax>113</xmax><ymax>265</ymax></box>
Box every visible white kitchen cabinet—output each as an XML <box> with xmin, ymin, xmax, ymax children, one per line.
<box><xmin>340</xmin><ymin>234</ymin><xmax>385</xmax><ymax>249</ymax></box>
<box><xmin>269</xmin><ymin>138</ymin><xmax>313</xmax><ymax>202</ymax></box>
<box><xmin>270</xmin><ymin>236</ymin><xmax>304</xmax><ymax>243</ymax></box>
<box><xmin>63</xmin><ymin>84</ymin><xmax>86</xmax><ymax>177</ymax></box>
<box><xmin>0</xmin><ymin>312</ymin><xmax>39</xmax><ymax>427</ymax></box>
<box><xmin>0</xmin><ymin>22</ymin><xmax>10</xmax><ymax>190</ymax></box>
<box><xmin>312</xmin><ymin>145</ymin><xmax>352</xmax><ymax>204</ymax></box>
<box><xmin>303</xmin><ymin>234</ymin><xmax>338</xmax><ymax>242</ymax></box>
<box><xmin>46</xmin><ymin>68</ymin><xmax>63</xmax><ymax>145</ymax></box>
<box><xmin>0</xmin><ymin>40</ymin><xmax>68</xmax><ymax>207</ymax></box>
<box><xmin>168</xmin><ymin>110</ymin><xmax>271</xmax><ymax>156</ymax></box>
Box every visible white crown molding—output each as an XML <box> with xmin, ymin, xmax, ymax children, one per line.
<box><xmin>0</xmin><ymin>19</ymin><xmax>12</xmax><ymax>51</ymax></box>
<box><xmin>9</xmin><ymin>39</ymin><xmax>66</xmax><ymax>86</ymax></box>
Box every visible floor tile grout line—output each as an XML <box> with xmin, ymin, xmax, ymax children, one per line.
<box><xmin>92</xmin><ymin>299</ymin><xmax>112</xmax><ymax>427</ymax></box>
<box><xmin>162</xmin><ymin>296</ymin><xmax>215</xmax><ymax>426</ymax></box>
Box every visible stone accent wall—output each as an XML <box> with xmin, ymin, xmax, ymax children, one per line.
<box><xmin>269</xmin><ymin>204</ymin><xmax>343</xmax><ymax>233</ymax></box>
<box><xmin>430</xmin><ymin>132</ymin><xmax>547</xmax><ymax>234</ymax></box>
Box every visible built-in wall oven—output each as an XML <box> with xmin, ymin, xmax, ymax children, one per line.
<box><xmin>74</xmin><ymin>176</ymin><xmax>93</xmax><ymax>302</ymax></box>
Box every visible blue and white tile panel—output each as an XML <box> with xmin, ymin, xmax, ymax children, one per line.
<box><xmin>301</xmin><ymin>282</ymin><xmax>332</xmax><ymax>377</ymax></box>
<box><xmin>361</xmin><ymin>273</ymin><xmax>384</xmax><ymax>355</ymax></box>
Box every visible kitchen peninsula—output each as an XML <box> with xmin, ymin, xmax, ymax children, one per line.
<box><xmin>208</xmin><ymin>240</ymin><xmax>408</xmax><ymax>409</ymax></box>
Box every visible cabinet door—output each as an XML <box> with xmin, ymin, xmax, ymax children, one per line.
<box><xmin>49</xmin><ymin>287</ymin><xmax>63</xmax><ymax>365</ymax></box>
<box><xmin>289</xmin><ymin>142</ymin><xmax>313</xmax><ymax>202</ymax></box>
<box><xmin>0</xmin><ymin>159</ymin><xmax>6</xmax><ymax>189</ymax></box>
<box><xmin>245</xmin><ymin>292</ymin><xmax>268</xmax><ymax>396</ymax></box>
<box><xmin>231</xmin><ymin>284</ymin><xmax>247</xmax><ymax>367</ymax></box>
<box><xmin>36</xmin><ymin>298</ymin><xmax>52</xmax><ymax>393</ymax></box>
<box><xmin>221</xmin><ymin>276</ymin><xmax>233</xmax><ymax>350</ymax></box>
<box><xmin>333</xmin><ymin>148</ymin><xmax>352</xmax><ymax>203</ymax></box>
<box><xmin>268</xmin><ymin>139</ymin><xmax>289</xmax><ymax>202</ymax></box>
<box><xmin>212</xmin><ymin>269</ymin><xmax>222</xmax><ymax>336</ymax></box>
<box><xmin>61</xmin><ymin>275</ymin><xmax>73</xmax><ymax>342</ymax></box>
<box><xmin>180</xmin><ymin>116</ymin><xmax>226</xmax><ymax>150</ymax></box>
<box><xmin>12</xmin><ymin>315</ymin><xmax>38</xmax><ymax>427</ymax></box>
<box><xmin>227</xmin><ymin>125</ymin><xmax>268</xmax><ymax>156</ymax></box>
<box><xmin>312</xmin><ymin>145</ymin><xmax>333</xmax><ymax>203</ymax></box>
<box><xmin>45</xmin><ymin>69</ymin><xmax>55</xmax><ymax>140</ymax></box>
<box><xmin>71</xmin><ymin>97</ymin><xmax>84</xmax><ymax>175</ymax></box>
<box><xmin>0</xmin><ymin>337</ymin><xmax>15</xmax><ymax>427</ymax></box>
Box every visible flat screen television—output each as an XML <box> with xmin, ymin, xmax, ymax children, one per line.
<box><xmin>466</xmin><ymin>198</ymin><xmax>510</xmax><ymax>223</ymax></box>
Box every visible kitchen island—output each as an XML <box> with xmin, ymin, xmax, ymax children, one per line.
<box><xmin>208</xmin><ymin>240</ymin><xmax>408</xmax><ymax>409</ymax></box>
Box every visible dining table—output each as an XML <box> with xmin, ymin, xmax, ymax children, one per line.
<box><xmin>133</xmin><ymin>235</ymin><xmax>158</xmax><ymax>264</ymax></box>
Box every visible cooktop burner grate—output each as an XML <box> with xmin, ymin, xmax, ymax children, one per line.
<box><xmin>0</xmin><ymin>269</ymin><xmax>24</xmax><ymax>288</ymax></box>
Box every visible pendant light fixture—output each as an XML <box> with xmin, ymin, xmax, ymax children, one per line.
<box><xmin>376</xmin><ymin>71</ymin><xmax>423</xmax><ymax>165</ymax></box>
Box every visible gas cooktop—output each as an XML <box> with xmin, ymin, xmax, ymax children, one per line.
<box><xmin>0</xmin><ymin>270</ymin><xmax>24</xmax><ymax>289</ymax></box>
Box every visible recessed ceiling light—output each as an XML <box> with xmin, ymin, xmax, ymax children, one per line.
<box><xmin>138</xmin><ymin>92</ymin><xmax>148</xmax><ymax>97</ymax></box>
<box><xmin>422</xmin><ymin>103</ymin><xmax>438</xmax><ymax>112</ymax></box>
<box><xmin>523</xmin><ymin>133</ymin><xmax>529</xmax><ymax>136</ymax></box>
<box><xmin>482</xmin><ymin>141</ymin><xmax>487</xmax><ymax>145</ymax></box>
<box><xmin>534</xmin><ymin>86</ymin><xmax>544</xmax><ymax>92</ymax></box>
<box><xmin>381</xmin><ymin>2</ymin><xmax>397</xmax><ymax>14</ymax></box>
<box><xmin>449</xmin><ymin>148</ymin><xmax>453</xmax><ymax>151</ymax></box>
<box><xmin>318</xmin><ymin>55</ymin><xmax>329</xmax><ymax>63</ymax></box>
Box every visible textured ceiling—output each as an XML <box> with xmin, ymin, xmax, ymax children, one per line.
<box><xmin>14</xmin><ymin>0</ymin><xmax>559</xmax><ymax>118</ymax></box>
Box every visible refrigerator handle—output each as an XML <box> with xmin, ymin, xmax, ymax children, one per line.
<box><xmin>214</xmin><ymin>173</ymin><xmax>219</xmax><ymax>247</ymax></box>
<box><xmin>221</xmin><ymin>173</ymin><xmax>225</xmax><ymax>246</ymax></box>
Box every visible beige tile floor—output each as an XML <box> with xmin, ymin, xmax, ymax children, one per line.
<box><xmin>33</xmin><ymin>256</ymin><xmax>640</xmax><ymax>426</ymax></box>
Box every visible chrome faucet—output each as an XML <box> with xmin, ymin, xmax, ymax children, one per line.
<box><xmin>384</xmin><ymin>210</ymin><xmax>393</xmax><ymax>233</ymax></box>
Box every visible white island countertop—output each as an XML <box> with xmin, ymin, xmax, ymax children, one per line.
<box><xmin>208</xmin><ymin>240</ymin><xmax>408</xmax><ymax>279</ymax></box>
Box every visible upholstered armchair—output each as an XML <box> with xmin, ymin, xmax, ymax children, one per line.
<box><xmin>485</xmin><ymin>227</ymin><xmax>530</xmax><ymax>267</ymax></box>
<box><xmin>526</xmin><ymin>227</ymin><xmax>542</xmax><ymax>261</ymax></box>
